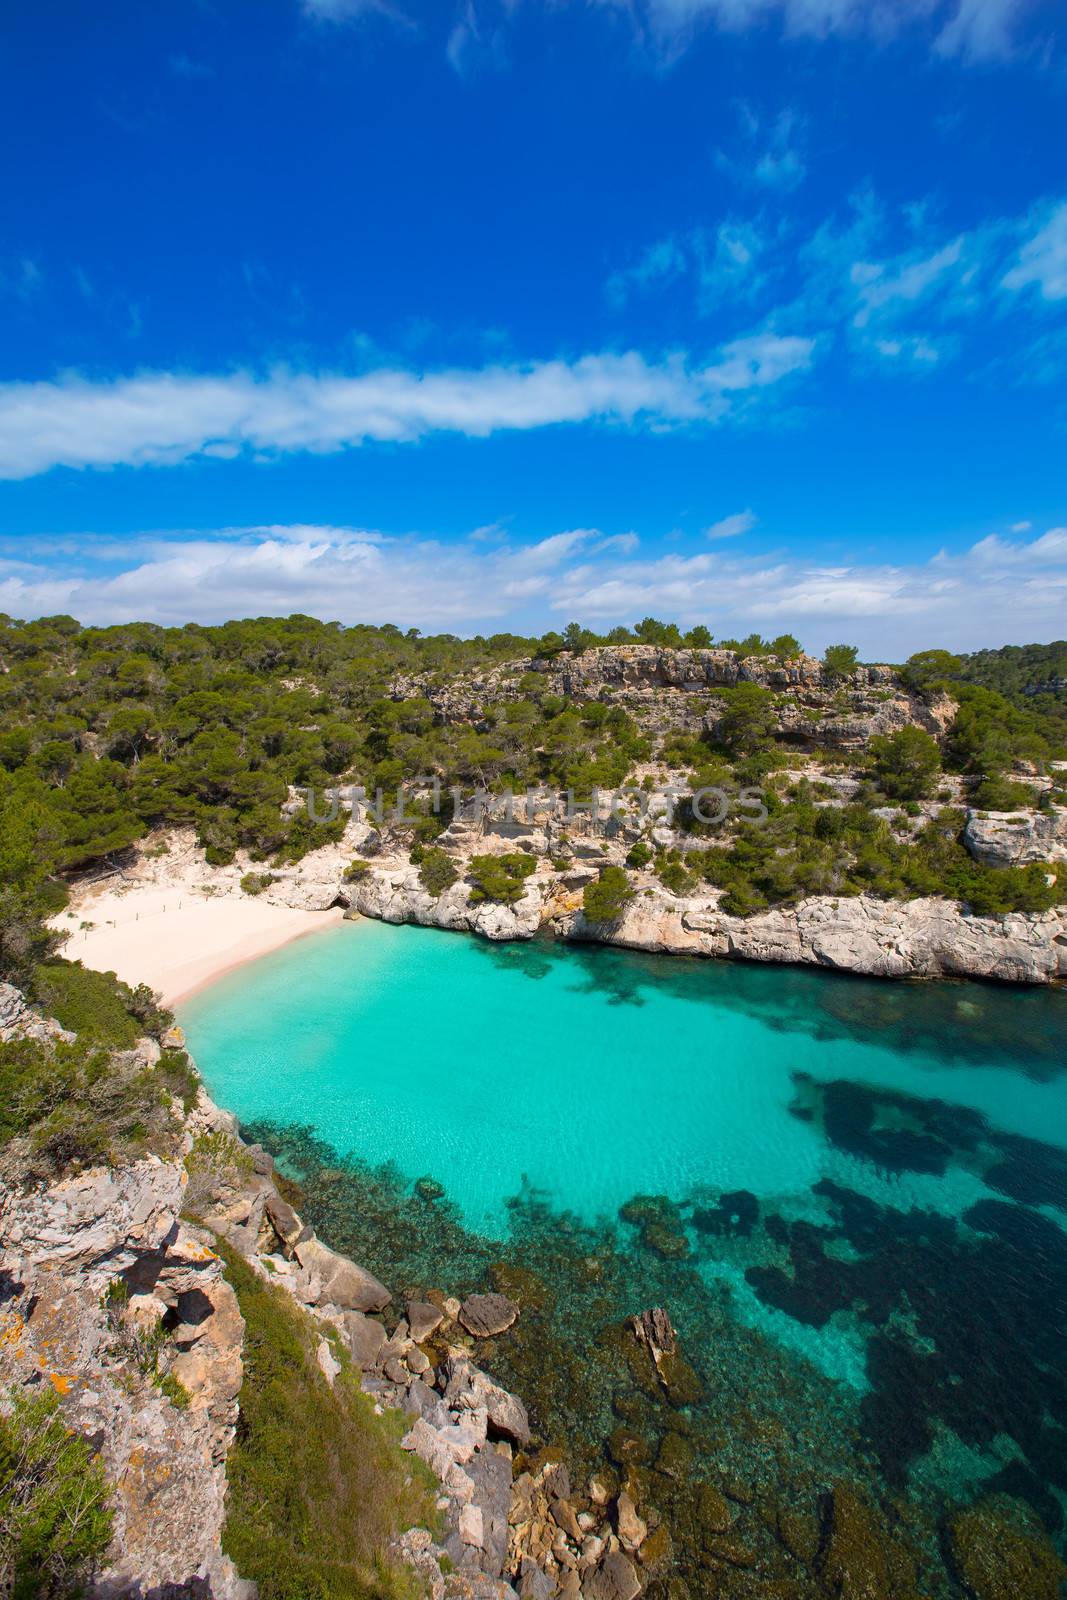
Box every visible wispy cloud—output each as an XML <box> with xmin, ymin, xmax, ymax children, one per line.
<box><xmin>706</xmin><ymin>509</ymin><xmax>757</xmax><ymax>539</ymax></box>
<box><xmin>934</xmin><ymin>0</ymin><xmax>1033</xmax><ymax>62</ymax></box>
<box><xmin>169</xmin><ymin>53</ymin><xmax>213</xmax><ymax>79</ymax></box>
<box><xmin>2</xmin><ymin>520</ymin><xmax>1063</xmax><ymax>654</ymax></box>
<box><xmin>1002</xmin><ymin>199</ymin><xmax>1067</xmax><ymax>301</ymax></box>
<box><xmin>606</xmin><ymin>238</ymin><xmax>688</xmax><ymax>309</ymax></box>
<box><xmin>0</xmin><ymin>342</ymin><xmax>815</xmax><ymax>480</ymax></box>
<box><xmin>716</xmin><ymin>106</ymin><xmax>806</xmax><ymax>193</ymax></box>
<box><xmin>630</xmin><ymin>0</ymin><xmax>1048</xmax><ymax>65</ymax></box>
<box><xmin>300</xmin><ymin>0</ymin><xmax>409</xmax><ymax>19</ymax></box>
<box><xmin>606</xmin><ymin>188</ymin><xmax>1067</xmax><ymax>381</ymax></box>
<box><xmin>446</xmin><ymin>1</ymin><xmax>508</xmax><ymax>76</ymax></box>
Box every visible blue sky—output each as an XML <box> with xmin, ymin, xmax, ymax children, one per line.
<box><xmin>0</xmin><ymin>0</ymin><xmax>1065</xmax><ymax>654</ymax></box>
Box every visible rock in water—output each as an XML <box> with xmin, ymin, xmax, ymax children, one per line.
<box><xmin>630</xmin><ymin>1306</ymin><xmax>675</xmax><ymax>1355</ymax></box>
<box><xmin>458</xmin><ymin>1292</ymin><xmax>519</xmax><ymax>1337</ymax></box>
<box><xmin>585</xmin><ymin>1551</ymin><xmax>642</xmax><ymax>1600</ymax></box>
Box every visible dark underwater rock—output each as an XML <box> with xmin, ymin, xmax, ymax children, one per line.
<box><xmin>946</xmin><ymin>1495</ymin><xmax>1067</xmax><ymax>1600</ymax></box>
<box><xmin>459</xmin><ymin>1291</ymin><xmax>520</xmax><ymax>1337</ymax></box>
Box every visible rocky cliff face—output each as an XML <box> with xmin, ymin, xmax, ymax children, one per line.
<box><xmin>396</xmin><ymin>646</ymin><xmax>956</xmax><ymax>751</ymax></box>
<box><xmin>963</xmin><ymin>806</ymin><xmax>1067</xmax><ymax>866</ymax></box>
<box><xmin>0</xmin><ymin>1131</ymin><xmax>249</xmax><ymax>1598</ymax></box>
<box><xmin>338</xmin><ymin>869</ymin><xmax>1067</xmax><ymax>982</ymax></box>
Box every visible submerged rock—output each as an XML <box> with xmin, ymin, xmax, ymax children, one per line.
<box><xmin>459</xmin><ymin>1292</ymin><xmax>520</xmax><ymax>1337</ymax></box>
<box><xmin>946</xmin><ymin>1496</ymin><xmax>1067</xmax><ymax>1600</ymax></box>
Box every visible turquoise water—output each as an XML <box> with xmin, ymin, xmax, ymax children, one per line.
<box><xmin>181</xmin><ymin>919</ymin><xmax>1067</xmax><ymax>1585</ymax></box>
<box><xmin>182</xmin><ymin>918</ymin><xmax>1067</xmax><ymax>1243</ymax></box>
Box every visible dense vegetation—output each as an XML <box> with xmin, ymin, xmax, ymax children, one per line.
<box><xmin>0</xmin><ymin>1387</ymin><xmax>113</xmax><ymax>1600</ymax></box>
<box><xmin>0</xmin><ymin>613</ymin><xmax>1064</xmax><ymax>943</ymax></box>
<box><xmin>219</xmin><ymin>1243</ymin><xmax>435</xmax><ymax>1600</ymax></box>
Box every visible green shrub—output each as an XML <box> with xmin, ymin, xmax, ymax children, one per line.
<box><xmin>657</xmin><ymin>860</ymin><xmax>698</xmax><ymax>897</ymax></box>
<box><xmin>31</xmin><ymin>961</ymin><xmax>141</xmax><ymax>1049</ymax></box>
<box><xmin>0</xmin><ymin>1030</ymin><xmax>191</xmax><ymax>1181</ymax></box>
<box><xmin>343</xmin><ymin>858</ymin><xmax>372</xmax><ymax>881</ymax></box>
<box><xmin>417</xmin><ymin>849</ymin><xmax>459</xmax><ymax>897</ymax></box>
<box><xmin>823</xmin><ymin>643</ymin><xmax>859</xmax><ymax>677</ymax></box>
<box><xmin>0</xmin><ymin>1385</ymin><xmax>113</xmax><ymax>1600</ymax></box>
<box><xmin>467</xmin><ymin>852</ymin><xmax>537</xmax><ymax>905</ymax></box>
<box><xmin>868</xmin><ymin>726</ymin><xmax>942</xmax><ymax>800</ymax></box>
<box><xmin>583</xmin><ymin>866</ymin><xmax>634</xmax><ymax>924</ymax></box>
<box><xmin>184</xmin><ymin>1130</ymin><xmax>255</xmax><ymax>1216</ymax></box>
<box><xmin>240</xmin><ymin>872</ymin><xmax>275</xmax><ymax>896</ymax></box>
<box><xmin>219</xmin><ymin>1243</ymin><xmax>434</xmax><ymax>1600</ymax></box>
<box><xmin>625</xmin><ymin>840</ymin><xmax>653</xmax><ymax>868</ymax></box>
<box><xmin>971</xmin><ymin>772</ymin><xmax>1034</xmax><ymax>810</ymax></box>
<box><xmin>204</xmin><ymin>844</ymin><xmax>235</xmax><ymax>867</ymax></box>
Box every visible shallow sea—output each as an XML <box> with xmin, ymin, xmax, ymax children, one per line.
<box><xmin>181</xmin><ymin>918</ymin><xmax>1067</xmax><ymax>1595</ymax></box>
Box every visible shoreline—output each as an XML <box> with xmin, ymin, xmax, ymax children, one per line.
<box><xmin>51</xmin><ymin>881</ymin><xmax>344</xmax><ymax>1007</ymax></box>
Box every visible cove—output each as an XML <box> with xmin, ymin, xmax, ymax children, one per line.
<box><xmin>181</xmin><ymin>918</ymin><xmax>1067</xmax><ymax>1245</ymax></box>
<box><xmin>181</xmin><ymin>919</ymin><xmax>1067</xmax><ymax>1589</ymax></box>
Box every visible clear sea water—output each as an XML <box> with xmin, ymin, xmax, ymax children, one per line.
<box><xmin>181</xmin><ymin>918</ymin><xmax>1067</xmax><ymax>1591</ymax></box>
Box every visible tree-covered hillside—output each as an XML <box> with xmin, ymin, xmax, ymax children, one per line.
<box><xmin>1</xmin><ymin>612</ymin><xmax>1065</xmax><ymax>975</ymax></box>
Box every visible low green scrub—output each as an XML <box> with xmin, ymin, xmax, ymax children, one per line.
<box><xmin>183</xmin><ymin>1129</ymin><xmax>255</xmax><ymax>1216</ymax></box>
<box><xmin>417</xmin><ymin>848</ymin><xmax>459</xmax><ymax>897</ymax></box>
<box><xmin>0</xmin><ymin>1385</ymin><xmax>113</xmax><ymax>1600</ymax></box>
<box><xmin>583</xmin><ymin>865</ymin><xmax>634</xmax><ymax>924</ymax></box>
<box><xmin>240</xmin><ymin>871</ymin><xmax>275</xmax><ymax>896</ymax></box>
<box><xmin>467</xmin><ymin>852</ymin><xmax>537</xmax><ymax>905</ymax></box>
<box><xmin>31</xmin><ymin>961</ymin><xmax>142</xmax><ymax>1049</ymax></box>
<box><xmin>0</xmin><ymin>1030</ymin><xmax>195</xmax><ymax>1181</ymax></box>
<box><xmin>690</xmin><ymin>802</ymin><xmax>1064</xmax><ymax>917</ymax></box>
<box><xmin>219</xmin><ymin>1243</ymin><xmax>435</xmax><ymax>1600</ymax></box>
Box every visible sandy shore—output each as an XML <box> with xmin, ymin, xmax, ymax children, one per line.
<box><xmin>51</xmin><ymin>882</ymin><xmax>341</xmax><ymax>1007</ymax></box>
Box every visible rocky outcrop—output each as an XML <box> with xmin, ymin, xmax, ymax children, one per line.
<box><xmin>561</xmin><ymin>889</ymin><xmax>1067</xmax><ymax>985</ymax></box>
<box><xmin>347</xmin><ymin>863</ymin><xmax>543</xmax><ymax>942</ymax></box>
<box><xmin>0</xmin><ymin>979</ymin><xmax>75</xmax><ymax>1044</ymax></box>
<box><xmin>0</xmin><ymin>1155</ymin><xmax>249</xmax><ymax>1600</ymax></box>
<box><xmin>963</xmin><ymin>806</ymin><xmax>1067</xmax><ymax>867</ymax></box>
<box><xmin>393</xmin><ymin>646</ymin><xmax>956</xmax><ymax>753</ymax></box>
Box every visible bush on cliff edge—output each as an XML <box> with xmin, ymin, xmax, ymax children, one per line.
<box><xmin>219</xmin><ymin>1243</ymin><xmax>436</xmax><ymax>1600</ymax></box>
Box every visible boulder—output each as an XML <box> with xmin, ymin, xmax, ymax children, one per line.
<box><xmin>585</xmin><ymin>1551</ymin><xmax>643</xmax><ymax>1600</ymax></box>
<box><xmin>407</xmin><ymin>1299</ymin><xmax>444</xmax><ymax>1342</ymax></box>
<box><xmin>615</xmin><ymin>1491</ymin><xmax>647</xmax><ymax>1552</ymax></box>
<box><xmin>293</xmin><ymin>1236</ymin><xmax>391</xmax><ymax>1312</ymax></box>
<box><xmin>630</xmin><ymin>1307</ymin><xmax>675</xmax><ymax>1356</ymax></box>
<box><xmin>344</xmin><ymin>1309</ymin><xmax>387</xmax><ymax>1368</ymax></box>
<box><xmin>442</xmin><ymin>1355</ymin><xmax>531</xmax><ymax>1446</ymax></box>
<box><xmin>963</xmin><ymin>807</ymin><xmax>1067</xmax><ymax>867</ymax></box>
<box><xmin>458</xmin><ymin>1292</ymin><xmax>520</xmax><ymax>1337</ymax></box>
<box><xmin>263</xmin><ymin>1193</ymin><xmax>311</xmax><ymax>1253</ymax></box>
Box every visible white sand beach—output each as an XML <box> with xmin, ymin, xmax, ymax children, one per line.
<box><xmin>51</xmin><ymin>875</ymin><xmax>341</xmax><ymax>1007</ymax></box>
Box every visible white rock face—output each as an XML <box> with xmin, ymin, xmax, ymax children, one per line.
<box><xmin>349</xmin><ymin>867</ymin><xmax>543</xmax><ymax>942</ymax></box>
<box><xmin>963</xmin><ymin>806</ymin><xmax>1067</xmax><ymax>866</ymax></box>
<box><xmin>560</xmin><ymin>889</ymin><xmax>1067</xmax><ymax>985</ymax></box>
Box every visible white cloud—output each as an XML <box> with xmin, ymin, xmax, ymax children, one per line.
<box><xmin>446</xmin><ymin>0</ymin><xmax>508</xmax><ymax>75</ymax></box>
<box><xmin>0</xmin><ymin>345</ymin><xmax>815</xmax><ymax>481</ymax></box>
<box><xmin>2</xmin><ymin>521</ymin><xmax>1064</xmax><ymax>655</ymax></box>
<box><xmin>935</xmin><ymin>0</ymin><xmax>1029</xmax><ymax>62</ymax></box>
<box><xmin>706</xmin><ymin>509</ymin><xmax>757</xmax><ymax>539</ymax></box>
<box><xmin>605</xmin><ymin>238</ymin><xmax>688</xmax><ymax>308</ymax></box>
<box><xmin>620</xmin><ymin>0</ymin><xmax>1043</xmax><ymax>62</ymax></box>
<box><xmin>1002</xmin><ymin>200</ymin><xmax>1067</xmax><ymax>300</ymax></box>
